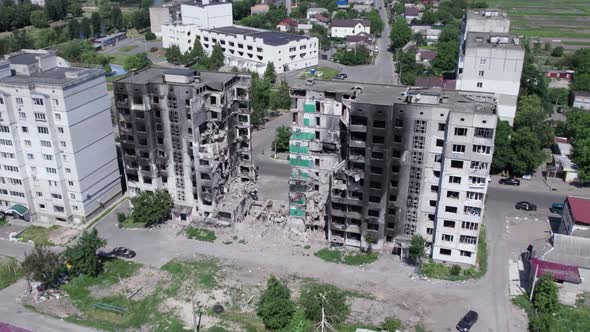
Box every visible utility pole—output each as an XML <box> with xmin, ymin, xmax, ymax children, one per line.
<box><xmin>529</xmin><ymin>264</ymin><xmax>540</xmax><ymax>301</ymax></box>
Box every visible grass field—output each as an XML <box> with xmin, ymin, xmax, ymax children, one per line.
<box><xmin>0</xmin><ymin>256</ymin><xmax>23</xmax><ymax>289</ymax></box>
<box><xmin>483</xmin><ymin>0</ymin><xmax>590</xmax><ymax>47</ymax></box>
<box><xmin>17</xmin><ymin>225</ymin><xmax>60</xmax><ymax>246</ymax></box>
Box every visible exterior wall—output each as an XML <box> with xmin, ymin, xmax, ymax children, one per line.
<box><xmin>0</xmin><ymin>62</ymin><xmax>120</xmax><ymax>224</ymax></box>
<box><xmin>162</xmin><ymin>25</ymin><xmax>319</xmax><ymax>75</ymax></box>
<box><xmin>559</xmin><ymin>201</ymin><xmax>575</xmax><ymax>235</ymax></box>
<box><xmin>180</xmin><ymin>3</ymin><xmax>233</xmax><ymax>28</ymax></box>
<box><xmin>330</xmin><ymin>24</ymin><xmax>370</xmax><ymax>38</ymax></box>
<box><xmin>149</xmin><ymin>7</ymin><xmax>172</xmax><ymax>36</ymax></box>
<box><xmin>573</xmin><ymin>95</ymin><xmax>590</xmax><ymax>110</ymax></box>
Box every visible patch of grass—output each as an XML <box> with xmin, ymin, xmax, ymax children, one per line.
<box><xmin>109</xmin><ymin>53</ymin><xmax>130</xmax><ymax>66</ymax></box>
<box><xmin>185</xmin><ymin>227</ymin><xmax>217</xmax><ymax>242</ymax></box>
<box><xmin>119</xmin><ymin>45</ymin><xmax>138</xmax><ymax>52</ymax></box>
<box><xmin>207</xmin><ymin>326</ymin><xmax>228</xmax><ymax>332</ymax></box>
<box><xmin>161</xmin><ymin>258</ymin><xmax>221</xmax><ymax>294</ymax></box>
<box><xmin>219</xmin><ymin>311</ymin><xmax>267</xmax><ymax>332</ymax></box>
<box><xmin>513</xmin><ymin>293</ymin><xmax>590</xmax><ymax>331</ymax></box>
<box><xmin>300</xmin><ymin>66</ymin><xmax>340</xmax><ymax>80</ymax></box>
<box><xmin>314</xmin><ymin>248</ymin><xmax>379</xmax><ymax>266</ymax></box>
<box><xmin>0</xmin><ymin>217</ymin><xmax>7</xmax><ymax>226</ymax></box>
<box><xmin>119</xmin><ymin>221</ymin><xmax>146</xmax><ymax>229</ymax></box>
<box><xmin>0</xmin><ymin>256</ymin><xmax>24</xmax><ymax>289</ymax></box>
<box><xmin>18</xmin><ymin>225</ymin><xmax>60</xmax><ymax>246</ymax></box>
<box><xmin>303</xmin><ymin>245</ymin><xmax>311</xmax><ymax>250</ymax></box>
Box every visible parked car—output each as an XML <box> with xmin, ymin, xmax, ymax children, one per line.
<box><xmin>516</xmin><ymin>201</ymin><xmax>537</xmax><ymax>211</ymax></box>
<box><xmin>499</xmin><ymin>178</ymin><xmax>520</xmax><ymax>186</ymax></box>
<box><xmin>456</xmin><ymin>310</ymin><xmax>479</xmax><ymax>332</ymax></box>
<box><xmin>99</xmin><ymin>247</ymin><xmax>136</xmax><ymax>259</ymax></box>
<box><xmin>334</xmin><ymin>73</ymin><xmax>347</xmax><ymax>80</ymax></box>
<box><xmin>550</xmin><ymin>202</ymin><xmax>564</xmax><ymax>214</ymax></box>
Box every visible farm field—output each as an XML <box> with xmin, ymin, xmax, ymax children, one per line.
<box><xmin>484</xmin><ymin>0</ymin><xmax>590</xmax><ymax>49</ymax></box>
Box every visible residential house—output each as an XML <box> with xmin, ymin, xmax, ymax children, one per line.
<box><xmin>558</xmin><ymin>196</ymin><xmax>590</xmax><ymax>236</ymax></box>
<box><xmin>310</xmin><ymin>14</ymin><xmax>330</xmax><ymax>27</ymax></box>
<box><xmin>416</xmin><ymin>49</ymin><xmax>437</xmax><ymax>66</ymax></box>
<box><xmin>345</xmin><ymin>32</ymin><xmax>374</xmax><ymax>47</ymax></box>
<box><xmin>330</xmin><ymin>19</ymin><xmax>371</xmax><ymax>38</ymax></box>
<box><xmin>277</xmin><ymin>18</ymin><xmax>298</xmax><ymax>32</ymax></box>
<box><xmin>350</xmin><ymin>0</ymin><xmax>373</xmax><ymax>5</ymax></box>
<box><xmin>336</xmin><ymin>0</ymin><xmax>349</xmax><ymax>9</ymax></box>
<box><xmin>545</xmin><ymin>69</ymin><xmax>574</xmax><ymax>81</ymax></box>
<box><xmin>250</xmin><ymin>4</ymin><xmax>269</xmax><ymax>15</ymax></box>
<box><xmin>551</xmin><ymin>137</ymin><xmax>578</xmax><ymax>183</ymax></box>
<box><xmin>572</xmin><ymin>90</ymin><xmax>590</xmax><ymax>110</ymax></box>
<box><xmin>404</xmin><ymin>7</ymin><xmax>422</xmax><ymax>24</ymax></box>
<box><xmin>297</xmin><ymin>24</ymin><xmax>313</xmax><ymax>33</ymax></box>
<box><xmin>426</xmin><ymin>28</ymin><xmax>441</xmax><ymax>44</ymax></box>
<box><xmin>306</xmin><ymin>7</ymin><xmax>328</xmax><ymax>19</ymax></box>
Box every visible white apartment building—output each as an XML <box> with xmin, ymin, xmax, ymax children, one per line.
<box><xmin>161</xmin><ymin>0</ymin><xmax>319</xmax><ymax>75</ymax></box>
<box><xmin>465</xmin><ymin>9</ymin><xmax>510</xmax><ymax>35</ymax></box>
<box><xmin>330</xmin><ymin>19</ymin><xmax>371</xmax><ymax>38</ymax></box>
<box><xmin>456</xmin><ymin>32</ymin><xmax>524</xmax><ymax>125</ymax></box>
<box><xmin>0</xmin><ymin>50</ymin><xmax>121</xmax><ymax>224</ymax></box>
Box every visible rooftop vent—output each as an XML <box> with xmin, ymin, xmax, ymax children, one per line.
<box><xmin>65</xmin><ymin>71</ymin><xmax>80</xmax><ymax>78</ymax></box>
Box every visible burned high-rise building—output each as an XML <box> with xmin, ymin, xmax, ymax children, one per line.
<box><xmin>288</xmin><ymin>80</ymin><xmax>497</xmax><ymax>265</ymax></box>
<box><xmin>114</xmin><ymin>68</ymin><xmax>255</xmax><ymax>223</ymax></box>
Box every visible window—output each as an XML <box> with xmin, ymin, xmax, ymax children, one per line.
<box><xmin>441</xmin><ymin>234</ymin><xmax>454</xmax><ymax>242</ymax></box>
<box><xmin>427</xmin><ymin>227</ymin><xmax>433</xmax><ymax>235</ymax></box>
<box><xmin>436</xmin><ymin>139</ymin><xmax>444</xmax><ymax>147</ymax></box>
<box><xmin>449</xmin><ymin>176</ymin><xmax>461</xmax><ymax>184</ymax></box>
<box><xmin>9</xmin><ymin>178</ymin><xmax>21</xmax><ymax>185</ymax></box>
<box><xmin>38</xmin><ymin>126</ymin><xmax>49</xmax><ymax>134</ymax></box>
<box><xmin>36</xmin><ymin>192</ymin><xmax>43</xmax><ymax>197</ymax></box>
<box><xmin>413</xmin><ymin>136</ymin><xmax>425</xmax><ymax>149</ymax></box>
<box><xmin>33</xmin><ymin>98</ymin><xmax>44</xmax><ymax>105</ymax></box>
<box><xmin>42</xmin><ymin>154</ymin><xmax>53</xmax><ymax>161</ymax></box>
<box><xmin>478</xmin><ymin>70</ymin><xmax>484</xmax><ymax>77</ymax></box>
<box><xmin>54</xmin><ymin>206</ymin><xmax>65</xmax><ymax>213</ymax></box>
<box><xmin>446</xmin><ymin>191</ymin><xmax>460</xmax><ymax>199</ymax></box>
<box><xmin>466</xmin><ymin>191</ymin><xmax>483</xmax><ymax>201</ymax></box>
<box><xmin>24</xmin><ymin>140</ymin><xmax>31</xmax><ymax>146</ymax></box>
<box><xmin>0</xmin><ymin>97</ymin><xmax>3</xmax><ymax>104</ymax></box>
<box><xmin>464</xmin><ymin>206</ymin><xmax>482</xmax><ymax>216</ymax></box>
<box><xmin>0</xmin><ymin>125</ymin><xmax>9</xmax><ymax>133</ymax></box>
<box><xmin>475</xmin><ymin>127</ymin><xmax>493</xmax><ymax>138</ymax></box>
<box><xmin>450</xmin><ymin>160</ymin><xmax>464</xmax><ymax>168</ymax></box>
<box><xmin>438</xmin><ymin>123</ymin><xmax>446</xmax><ymax>131</ymax></box>
<box><xmin>462</xmin><ymin>221</ymin><xmax>479</xmax><ymax>230</ymax></box>
<box><xmin>40</xmin><ymin>140</ymin><xmax>51</xmax><ymax>147</ymax></box>
<box><xmin>34</xmin><ymin>113</ymin><xmax>46</xmax><ymax>121</ymax></box>
<box><xmin>46</xmin><ymin>167</ymin><xmax>57</xmax><ymax>174</ymax></box>
<box><xmin>53</xmin><ymin>99</ymin><xmax>59</xmax><ymax>106</ymax></box>
<box><xmin>19</xmin><ymin>112</ymin><xmax>26</xmax><ymax>119</ymax></box>
<box><xmin>460</xmin><ymin>250</ymin><xmax>472</xmax><ymax>257</ymax></box>
<box><xmin>444</xmin><ymin>220</ymin><xmax>456</xmax><ymax>228</ymax></box>
<box><xmin>460</xmin><ymin>235</ymin><xmax>477</xmax><ymax>245</ymax></box>
<box><xmin>431</xmin><ymin>185</ymin><xmax>438</xmax><ymax>193</ymax></box>
<box><xmin>55</xmin><ymin>113</ymin><xmax>61</xmax><ymax>120</ymax></box>
<box><xmin>476</xmin><ymin>82</ymin><xmax>483</xmax><ymax>88</ymax></box>
<box><xmin>10</xmin><ymin>191</ymin><xmax>25</xmax><ymax>197</ymax></box>
<box><xmin>454</xmin><ymin>127</ymin><xmax>468</xmax><ymax>136</ymax></box>
<box><xmin>429</xmin><ymin>200</ymin><xmax>437</xmax><ymax>207</ymax></box>
<box><xmin>58</xmin><ymin>127</ymin><xmax>64</xmax><ymax>134</ymax></box>
<box><xmin>439</xmin><ymin>248</ymin><xmax>452</xmax><ymax>256</ymax></box>
<box><xmin>68</xmin><ymin>181</ymin><xmax>74</xmax><ymax>186</ymax></box>
<box><xmin>72</xmin><ymin>205</ymin><xmax>79</xmax><ymax>211</ymax></box>
<box><xmin>472</xmin><ymin>145</ymin><xmax>491</xmax><ymax>154</ymax></box>
<box><xmin>1</xmin><ymin>152</ymin><xmax>14</xmax><ymax>159</ymax></box>
<box><xmin>65</xmin><ymin>168</ymin><xmax>71</xmax><ymax>173</ymax></box>
<box><xmin>414</xmin><ymin>120</ymin><xmax>426</xmax><ymax>133</ymax></box>
<box><xmin>51</xmin><ymin>193</ymin><xmax>62</xmax><ymax>199</ymax></box>
<box><xmin>3</xmin><ymin>165</ymin><xmax>19</xmax><ymax>172</ymax></box>
<box><xmin>412</xmin><ymin>151</ymin><xmax>423</xmax><ymax>164</ymax></box>
<box><xmin>452</xmin><ymin>144</ymin><xmax>465</xmax><ymax>153</ymax></box>
<box><xmin>470</xmin><ymin>161</ymin><xmax>488</xmax><ymax>170</ymax></box>
<box><xmin>445</xmin><ymin>206</ymin><xmax>458</xmax><ymax>213</ymax></box>
<box><xmin>60</xmin><ymin>141</ymin><xmax>66</xmax><ymax>148</ymax></box>
<box><xmin>21</xmin><ymin>126</ymin><xmax>28</xmax><ymax>133</ymax></box>
<box><xmin>16</xmin><ymin>98</ymin><xmax>23</xmax><ymax>105</ymax></box>
<box><xmin>469</xmin><ymin>176</ymin><xmax>486</xmax><ymax>185</ymax></box>
<box><xmin>70</xmin><ymin>193</ymin><xmax>76</xmax><ymax>199</ymax></box>
<box><xmin>480</xmin><ymin>58</ymin><xmax>487</xmax><ymax>65</ymax></box>
<box><xmin>0</xmin><ymin>139</ymin><xmax>13</xmax><ymax>146</ymax></box>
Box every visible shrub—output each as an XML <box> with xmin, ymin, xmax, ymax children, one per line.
<box><xmin>256</xmin><ymin>275</ymin><xmax>295</xmax><ymax>330</ymax></box>
<box><xmin>382</xmin><ymin>317</ymin><xmax>402</xmax><ymax>331</ymax></box>
<box><xmin>117</xmin><ymin>212</ymin><xmax>127</xmax><ymax>224</ymax></box>
<box><xmin>300</xmin><ymin>283</ymin><xmax>350</xmax><ymax>324</ymax></box>
<box><xmin>450</xmin><ymin>265</ymin><xmax>461</xmax><ymax>276</ymax></box>
<box><xmin>22</xmin><ymin>246</ymin><xmax>63</xmax><ymax>285</ymax></box>
<box><xmin>185</xmin><ymin>227</ymin><xmax>216</xmax><ymax>242</ymax></box>
<box><xmin>144</xmin><ymin>31</ymin><xmax>156</xmax><ymax>40</ymax></box>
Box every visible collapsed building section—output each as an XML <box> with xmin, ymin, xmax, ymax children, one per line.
<box><xmin>114</xmin><ymin>68</ymin><xmax>255</xmax><ymax>223</ymax></box>
<box><xmin>288</xmin><ymin>79</ymin><xmax>497</xmax><ymax>266</ymax></box>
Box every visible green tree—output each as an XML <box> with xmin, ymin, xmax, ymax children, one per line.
<box><xmin>439</xmin><ymin>22</ymin><xmax>460</xmax><ymax>43</ymax></box>
<box><xmin>510</xmin><ymin>127</ymin><xmax>546</xmax><ymax>175</ymax></box>
<box><xmin>533</xmin><ymin>273</ymin><xmax>559</xmax><ymax>314</ymax></box>
<box><xmin>80</xmin><ymin>17</ymin><xmax>92</xmax><ymax>39</ymax></box>
<box><xmin>22</xmin><ymin>246</ymin><xmax>63</xmax><ymax>285</ymax></box>
<box><xmin>572</xmin><ymin>48</ymin><xmax>590</xmax><ymax>74</ymax></box>
<box><xmin>256</xmin><ymin>275</ymin><xmax>295</xmax><ymax>330</ymax></box>
<box><xmin>128</xmin><ymin>190</ymin><xmax>173</xmax><ymax>226</ymax></box>
<box><xmin>366</xmin><ymin>9</ymin><xmax>384</xmax><ymax>35</ymax></box>
<box><xmin>408</xmin><ymin>235</ymin><xmax>426</xmax><ymax>263</ymax></box>
<box><xmin>432</xmin><ymin>40</ymin><xmax>459</xmax><ymax>73</ymax></box>
<box><xmin>67</xmin><ymin>19</ymin><xmax>81</xmax><ymax>40</ymax></box>
<box><xmin>144</xmin><ymin>31</ymin><xmax>156</xmax><ymax>40</ymax></box>
<box><xmin>111</xmin><ymin>6</ymin><xmax>124</xmax><ymax>30</ymax></box>
<box><xmin>124</xmin><ymin>52</ymin><xmax>152</xmax><ymax>71</ymax></box>
<box><xmin>232</xmin><ymin>0</ymin><xmax>252</xmax><ymax>21</ymax></box>
<box><xmin>208</xmin><ymin>43</ymin><xmax>225</xmax><ymax>70</ymax></box>
<box><xmin>182</xmin><ymin>39</ymin><xmax>205</xmax><ymax>66</ymax></box>
<box><xmin>299</xmin><ymin>283</ymin><xmax>350</xmax><ymax>324</ymax></box>
<box><xmin>420</xmin><ymin>9</ymin><xmax>437</xmax><ymax>25</ymax></box>
<box><xmin>63</xmin><ymin>229</ymin><xmax>106</xmax><ymax>277</ymax></box>
<box><xmin>264</xmin><ymin>62</ymin><xmax>277</xmax><ymax>83</ymax></box>
<box><xmin>514</xmin><ymin>95</ymin><xmax>553</xmax><ymax>146</ymax></box>
<box><xmin>68</xmin><ymin>1</ymin><xmax>83</xmax><ymax>17</ymax></box>
<box><xmin>57</xmin><ymin>40</ymin><xmax>95</xmax><ymax>62</ymax></box>
<box><xmin>572</xmin><ymin>73</ymin><xmax>590</xmax><ymax>91</ymax></box>
<box><xmin>381</xmin><ymin>318</ymin><xmax>402</xmax><ymax>332</ymax></box>
<box><xmin>333</xmin><ymin>45</ymin><xmax>371</xmax><ymax>65</ymax></box>
<box><xmin>251</xmin><ymin>77</ymin><xmax>271</xmax><ymax>125</ymax></box>
<box><xmin>273</xmin><ymin>126</ymin><xmax>291</xmax><ymax>153</ymax></box>
<box><xmin>29</xmin><ymin>10</ymin><xmax>49</xmax><ymax>28</ymax></box>
<box><xmin>397</xmin><ymin>49</ymin><xmax>417</xmax><ymax>85</ymax></box>
<box><xmin>270</xmin><ymin>81</ymin><xmax>291</xmax><ymax>110</ymax></box>
<box><xmin>572</xmin><ymin>137</ymin><xmax>590</xmax><ymax>180</ymax></box>
<box><xmin>390</xmin><ymin>17</ymin><xmax>412</xmax><ymax>50</ymax></box>
<box><xmin>551</xmin><ymin>46</ymin><xmax>564</xmax><ymax>57</ymax></box>
<box><xmin>91</xmin><ymin>12</ymin><xmax>102</xmax><ymax>36</ymax></box>
<box><xmin>165</xmin><ymin>45</ymin><xmax>183</xmax><ymax>64</ymax></box>
<box><xmin>491</xmin><ymin>121</ymin><xmax>513</xmax><ymax>174</ymax></box>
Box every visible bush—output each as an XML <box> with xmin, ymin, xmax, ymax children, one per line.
<box><xmin>22</xmin><ymin>246</ymin><xmax>63</xmax><ymax>285</ymax></box>
<box><xmin>450</xmin><ymin>265</ymin><xmax>461</xmax><ymax>276</ymax></box>
<box><xmin>144</xmin><ymin>31</ymin><xmax>156</xmax><ymax>40</ymax></box>
<box><xmin>185</xmin><ymin>227</ymin><xmax>216</xmax><ymax>242</ymax></box>
<box><xmin>551</xmin><ymin>46</ymin><xmax>564</xmax><ymax>57</ymax></box>
<box><xmin>117</xmin><ymin>212</ymin><xmax>127</xmax><ymax>224</ymax></box>
<box><xmin>256</xmin><ymin>275</ymin><xmax>295</xmax><ymax>330</ymax></box>
<box><xmin>300</xmin><ymin>283</ymin><xmax>350</xmax><ymax>324</ymax></box>
<box><xmin>382</xmin><ymin>317</ymin><xmax>402</xmax><ymax>331</ymax></box>
<box><xmin>408</xmin><ymin>235</ymin><xmax>426</xmax><ymax>264</ymax></box>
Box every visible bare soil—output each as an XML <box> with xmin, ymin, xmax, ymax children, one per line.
<box><xmin>90</xmin><ymin>267</ymin><xmax>170</xmax><ymax>300</ymax></box>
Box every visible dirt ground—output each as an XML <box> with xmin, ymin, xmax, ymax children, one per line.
<box><xmin>90</xmin><ymin>267</ymin><xmax>171</xmax><ymax>300</ymax></box>
<box><xmin>48</xmin><ymin>227</ymin><xmax>79</xmax><ymax>246</ymax></box>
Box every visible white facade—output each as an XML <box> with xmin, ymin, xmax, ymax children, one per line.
<box><xmin>180</xmin><ymin>2</ymin><xmax>232</xmax><ymax>28</ymax></box>
<box><xmin>330</xmin><ymin>20</ymin><xmax>371</xmax><ymax>38</ymax></box>
<box><xmin>163</xmin><ymin>25</ymin><xmax>319</xmax><ymax>75</ymax></box>
<box><xmin>465</xmin><ymin>9</ymin><xmax>511</xmax><ymax>35</ymax></box>
<box><xmin>456</xmin><ymin>33</ymin><xmax>524</xmax><ymax>125</ymax></box>
<box><xmin>0</xmin><ymin>50</ymin><xmax>121</xmax><ymax>224</ymax></box>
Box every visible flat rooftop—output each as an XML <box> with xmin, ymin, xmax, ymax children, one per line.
<box><xmin>0</xmin><ymin>67</ymin><xmax>104</xmax><ymax>86</ymax></box>
<box><xmin>290</xmin><ymin>79</ymin><xmax>495</xmax><ymax>113</ymax></box>
<box><xmin>204</xmin><ymin>25</ymin><xmax>310</xmax><ymax>46</ymax></box>
<box><xmin>467</xmin><ymin>9</ymin><xmax>508</xmax><ymax>20</ymax></box>
<box><xmin>114</xmin><ymin>66</ymin><xmax>244</xmax><ymax>86</ymax></box>
<box><xmin>466</xmin><ymin>32</ymin><xmax>523</xmax><ymax>50</ymax></box>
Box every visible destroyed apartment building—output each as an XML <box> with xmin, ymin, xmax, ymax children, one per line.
<box><xmin>288</xmin><ymin>80</ymin><xmax>497</xmax><ymax>265</ymax></box>
<box><xmin>114</xmin><ymin>68</ymin><xmax>256</xmax><ymax>225</ymax></box>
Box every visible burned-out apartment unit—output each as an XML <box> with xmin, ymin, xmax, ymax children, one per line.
<box><xmin>114</xmin><ymin>67</ymin><xmax>255</xmax><ymax>224</ymax></box>
<box><xmin>288</xmin><ymin>80</ymin><xmax>497</xmax><ymax>265</ymax></box>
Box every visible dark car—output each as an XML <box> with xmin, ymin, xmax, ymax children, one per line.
<box><xmin>550</xmin><ymin>202</ymin><xmax>564</xmax><ymax>214</ymax></box>
<box><xmin>99</xmin><ymin>247</ymin><xmax>136</xmax><ymax>259</ymax></box>
<box><xmin>516</xmin><ymin>201</ymin><xmax>537</xmax><ymax>211</ymax></box>
<box><xmin>457</xmin><ymin>310</ymin><xmax>478</xmax><ymax>332</ymax></box>
<box><xmin>334</xmin><ymin>73</ymin><xmax>347</xmax><ymax>80</ymax></box>
<box><xmin>499</xmin><ymin>178</ymin><xmax>520</xmax><ymax>186</ymax></box>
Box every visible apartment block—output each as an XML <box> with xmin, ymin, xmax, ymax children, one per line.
<box><xmin>113</xmin><ymin>68</ymin><xmax>255</xmax><ymax>224</ymax></box>
<box><xmin>288</xmin><ymin>80</ymin><xmax>497</xmax><ymax>265</ymax></box>
<box><xmin>0</xmin><ymin>50</ymin><xmax>121</xmax><ymax>223</ymax></box>
<box><xmin>457</xmin><ymin>9</ymin><xmax>524</xmax><ymax>125</ymax></box>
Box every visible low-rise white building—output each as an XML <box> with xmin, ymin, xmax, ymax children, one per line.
<box><xmin>163</xmin><ymin>25</ymin><xmax>318</xmax><ymax>75</ymax></box>
<box><xmin>0</xmin><ymin>50</ymin><xmax>121</xmax><ymax>224</ymax></box>
<box><xmin>306</xmin><ymin>7</ymin><xmax>328</xmax><ymax>19</ymax></box>
<box><xmin>330</xmin><ymin>19</ymin><xmax>371</xmax><ymax>38</ymax></box>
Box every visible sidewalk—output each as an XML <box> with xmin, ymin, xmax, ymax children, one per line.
<box><xmin>489</xmin><ymin>173</ymin><xmax>589</xmax><ymax>197</ymax></box>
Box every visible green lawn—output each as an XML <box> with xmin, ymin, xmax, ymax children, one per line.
<box><xmin>314</xmin><ymin>248</ymin><xmax>379</xmax><ymax>266</ymax></box>
<box><xmin>118</xmin><ymin>45</ymin><xmax>138</xmax><ymax>53</ymax></box>
<box><xmin>17</xmin><ymin>225</ymin><xmax>60</xmax><ymax>246</ymax></box>
<box><xmin>0</xmin><ymin>256</ymin><xmax>23</xmax><ymax>289</ymax></box>
<box><xmin>300</xmin><ymin>66</ymin><xmax>340</xmax><ymax>80</ymax></box>
<box><xmin>185</xmin><ymin>227</ymin><xmax>217</xmax><ymax>242</ymax></box>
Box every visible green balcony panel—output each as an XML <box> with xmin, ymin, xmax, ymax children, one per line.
<box><xmin>304</xmin><ymin>118</ymin><xmax>310</xmax><ymax>126</ymax></box>
<box><xmin>290</xmin><ymin>207</ymin><xmax>305</xmax><ymax>217</ymax></box>
<box><xmin>304</xmin><ymin>104</ymin><xmax>316</xmax><ymax>113</ymax></box>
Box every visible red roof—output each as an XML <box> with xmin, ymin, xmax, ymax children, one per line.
<box><xmin>405</xmin><ymin>7</ymin><xmax>421</xmax><ymax>16</ymax></box>
<box><xmin>278</xmin><ymin>18</ymin><xmax>298</xmax><ymax>27</ymax></box>
<box><xmin>567</xmin><ymin>196</ymin><xmax>590</xmax><ymax>225</ymax></box>
<box><xmin>418</xmin><ymin>49</ymin><xmax>438</xmax><ymax>60</ymax></box>
<box><xmin>532</xmin><ymin>257</ymin><xmax>581</xmax><ymax>284</ymax></box>
<box><xmin>0</xmin><ymin>323</ymin><xmax>32</xmax><ymax>332</ymax></box>
<box><xmin>554</xmin><ymin>137</ymin><xmax>570</xmax><ymax>144</ymax></box>
<box><xmin>313</xmin><ymin>14</ymin><xmax>330</xmax><ymax>23</ymax></box>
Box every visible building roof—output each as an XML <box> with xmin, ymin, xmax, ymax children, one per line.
<box><xmin>465</xmin><ymin>32</ymin><xmax>523</xmax><ymax>50</ymax></box>
<box><xmin>0</xmin><ymin>67</ymin><xmax>104</xmax><ymax>87</ymax></box>
<box><xmin>0</xmin><ymin>323</ymin><xmax>32</xmax><ymax>332</ymax></box>
<box><xmin>205</xmin><ymin>25</ymin><xmax>310</xmax><ymax>46</ymax></box>
<box><xmin>5</xmin><ymin>52</ymin><xmax>39</xmax><ymax>65</ymax></box>
<box><xmin>114</xmin><ymin>66</ymin><xmax>243</xmax><ymax>86</ymax></box>
<box><xmin>573</xmin><ymin>90</ymin><xmax>590</xmax><ymax>97</ymax></box>
<box><xmin>415</xmin><ymin>76</ymin><xmax>456</xmax><ymax>89</ymax></box>
<box><xmin>346</xmin><ymin>32</ymin><xmax>374</xmax><ymax>43</ymax></box>
<box><xmin>542</xmin><ymin>233</ymin><xmax>590</xmax><ymax>269</ymax></box>
<box><xmin>312</xmin><ymin>14</ymin><xmax>330</xmax><ymax>23</ymax></box>
<box><xmin>278</xmin><ymin>18</ymin><xmax>298</xmax><ymax>27</ymax></box>
<box><xmin>531</xmin><ymin>257</ymin><xmax>581</xmax><ymax>284</ymax></box>
<box><xmin>331</xmin><ymin>19</ymin><xmax>370</xmax><ymax>28</ymax></box>
<box><xmin>405</xmin><ymin>7</ymin><xmax>421</xmax><ymax>16</ymax></box>
<box><xmin>554</xmin><ymin>137</ymin><xmax>570</xmax><ymax>145</ymax></box>
<box><xmin>418</xmin><ymin>49</ymin><xmax>437</xmax><ymax>60</ymax></box>
<box><xmin>567</xmin><ymin>196</ymin><xmax>590</xmax><ymax>225</ymax></box>
<box><xmin>466</xmin><ymin>9</ymin><xmax>508</xmax><ymax>20</ymax></box>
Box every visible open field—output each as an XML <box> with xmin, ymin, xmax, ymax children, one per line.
<box><xmin>485</xmin><ymin>0</ymin><xmax>590</xmax><ymax>49</ymax></box>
